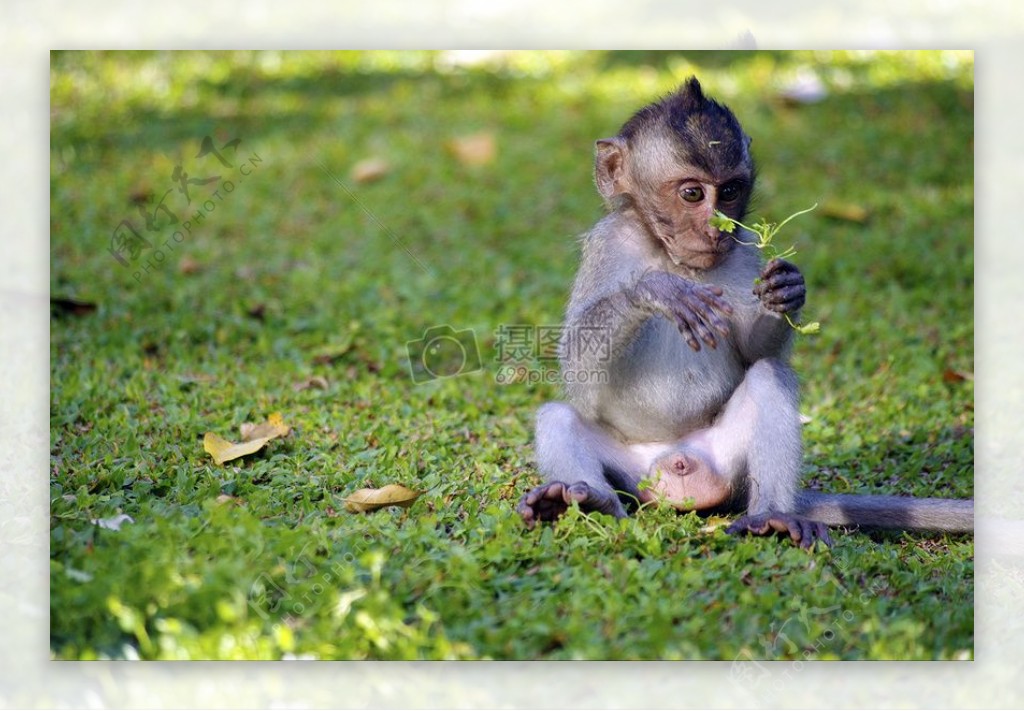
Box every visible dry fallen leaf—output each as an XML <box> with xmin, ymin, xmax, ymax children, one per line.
<box><xmin>448</xmin><ymin>131</ymin><xmax>497</xmax><ymax>167</ymax></box>
<box><xmin>51</xmin><ymin>297</ymin><xmax>97</xmax><ymax>317</ymax></box>
<box><xmin>178</xmin><ymin>256</ymin><xmax>202</xmax><ymax>275</ymax></box>
<box><xmin>239</xmin><ymin>412</ymin><xmax>290</xmax><ymax>442</ymax></box>
<box><xmin>204</xmin><ymin>413</ymin><xmax>291</xmax><ymax>465</ymax></box>
<box><xmin>699</xmin><ymin>515</ymin><xmax>733</xmax><ymax>534</ymax></box>
<box><xmin>293</xmin><ymin>376</ymin><xmax>329</xmax><ymax>392</ymax></box>
<box><xmin>91</xmin><ymin>513</ymin><xmax>135</xmax><ymax>531</ymax></box>
<box><xmin>821</xmin><ymin>200</ymin><xmax>869</xmax><ymax>224</ymax></box>
<box><xmin>350</xmin><ymin>157</ymin><xmax>390</xmax><ymax>184</ymax></box>
<box><xmin>312</xmin><ymin>342</ymin><xmax>354</xmax><ymax>365</ymax></box>
<box><xmin>204</xmin><ymin>432</ymin><xmax>274</xmax><ymax>465</ymax></box>
<box><xmin>943</xmin><ymin>369</ymin><xmax>974</xmax><ymax>383</ymax></box>
<box><xmin>343</xmin><ymin>484</ymin><xmax>422</xmax><ymax>513</ymax></box>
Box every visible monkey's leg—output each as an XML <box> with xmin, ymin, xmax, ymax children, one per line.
<box><xmin>520</xmin><ymin>402</ymin><xmax>647</xmax><ymax>528</ymax></box>
<box><xmin>714</xmin><ymin>358</ymin><xmax>831</xmax><ymax>548</ymax></box>
<box><xmin>634</xmin><ymin>358</ymin><xmax>829</xmax><ymax>546</ymax></box>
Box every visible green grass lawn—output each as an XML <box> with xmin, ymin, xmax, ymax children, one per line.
<box><xmin>49</xmin><ymin>50</ymin><xmax>974</xmax><ymax>661</ymax></box>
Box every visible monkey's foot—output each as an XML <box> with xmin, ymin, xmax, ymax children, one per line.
<box><xmin>517</xmin><ymin>481</ymin><xmax>625</xmax><ymax>529</ymax></box>
<box><xmin>726</xmin><ymin>513</ymin><xmax>832</xmax><ymax>549</ymax></box>
<box><xmin>642</xmin><ymin>450</ymin><xmax>731</xmax><ymax>510</ymax></box>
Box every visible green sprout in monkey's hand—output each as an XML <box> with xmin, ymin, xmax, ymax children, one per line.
<box><xmin>709</xmin><ymin>204</ymin><xmax>821</xmax><ymax>335</ymax></box>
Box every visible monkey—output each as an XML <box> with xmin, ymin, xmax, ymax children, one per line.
<box><xmin>517</xmin><ymin>77</ymin><xmax>973</xmax><ymax>548</ymax></box>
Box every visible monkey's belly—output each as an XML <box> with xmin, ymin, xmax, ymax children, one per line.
<box><xmin>601</xmin><ymin>345</ymin><xmax>744</xmax><ymax>443</ymax></box>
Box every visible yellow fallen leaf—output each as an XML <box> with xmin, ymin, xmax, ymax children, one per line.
<box><xmin>821</xmin><ymin>200</ymin><xmax>869</xmax><ymax>223</ymax></box>
<box><xmin>343</xmin><ymin>484</ymin><xmax>422</xmax><ymax>513</ymax></box>
<box><xmin>350</xmin><ymin>157</ymin><xmax>390</xmax><ymax>184</ymax></box>
<box><xmin>448</xmin><ymin>131</ymin><xmax>497</xmax><ymax>167</ymax></box>
<box><xmin>699</xmin><ymin>515</ymin><xmax>733</xmax><ymax>534</ymax></box>
<box><xmin>312</xmin><ymin>341</ymin><xmax>354</xmax><ymax>365</ymax></box>
<box><xmin>239</xmin><ymin>412</ymin><xmax>290</xmax><ymax>442</ymax></box>
<box><xmin>204</xmin><ymin>432</ymin><xmax>274</xmax><ymax>465</ymax></box>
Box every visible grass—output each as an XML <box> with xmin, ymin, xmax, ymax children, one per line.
<box><xmin>49</xmin><ymin>50</ymin><xmax>974</xmax><ymax>660</ymax></box>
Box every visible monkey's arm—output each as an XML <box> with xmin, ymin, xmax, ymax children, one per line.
<box><xmin>564</xmin><ymin>270</ymin><xmax>733</xmax><ymax>376</ymax></box>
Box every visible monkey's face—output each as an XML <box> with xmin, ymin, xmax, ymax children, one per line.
<box><xmin>640</xmin><ymin>167</ymin><xmax>751</xmax><ymax>270</ymax></box>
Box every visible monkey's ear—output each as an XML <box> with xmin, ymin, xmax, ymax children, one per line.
<box><xmin>595</xmin><ymin>137</ymin><xmax>630</xmax><ymax>199</ymax></box>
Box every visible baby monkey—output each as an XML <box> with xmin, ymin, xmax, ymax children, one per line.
<box><xmin>518</xmin><ymin>78</ymin><xmax>973</xmax><ymax>547</ymax></box>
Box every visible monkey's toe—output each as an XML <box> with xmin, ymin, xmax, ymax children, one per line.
<box><xmin>517</xmin><ymin>482</ymin><xmax>572</xmax><ymax>527</ymax></box>
<box><xmin>518</xmin><ymin>481</ymin><xmax>626</xmax><ymax>526</ymax></box>
<box><xmin>726</xmin><ymin>513</ymin><xmax>832</xmax><ymax>549</ymax></box>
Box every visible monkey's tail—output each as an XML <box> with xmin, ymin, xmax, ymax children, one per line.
<box><xmin>795</xmin><ymin>491</ymin><xmax>974</xmax><ymax>533</ymax></box>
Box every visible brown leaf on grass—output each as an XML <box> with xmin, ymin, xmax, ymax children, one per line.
<box><xmin>293</xmin><ymin>376</ymin><xmax>329</xmax><ymax>392</ymax></box>
<box><xmin>943</xmin><ymin>369</ymin><xmax>974</xmax><ymax>383</ymax></box>
<box><xmin>246</xmin><ymin>302</ymin><xmax>266</xmax><ymax>321</ymax></box>
<box><xmin>51</xmin><ymin>297</ymin><xmax>97</xmax><ymax>317</ymax></box>
<box><xmin>204</xmin><ymin>413</ymin><xmax>290</xmax><ymax>465</ymax></box>
<box><xmin>178</xmin><ymin>256</ymin><xmax>202</xmax><ymax>275</ymax></box>
<box><xmin>350</xmin><ymin>157</ymin><xmax>390</xmax><ymax>184</ymax></box>
<box><xmin>448</xmin><ymin>132</ymin><xmax>497</xmax><ymax>167</ymax></box>
<box><xmin>343</xmin><ymin>484</ymin><xmax>422</xmax><ymax>513</ymax></box>
<box><xmin>312</xmin><ymin>342</ymin><xmax>354</xmax><ymax>365</ymax></box>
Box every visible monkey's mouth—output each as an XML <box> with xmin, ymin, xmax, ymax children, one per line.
<box><xmin>663</xmin><ymin>240</ymin><xmax>731</xmax><ymax>267</ymax></box>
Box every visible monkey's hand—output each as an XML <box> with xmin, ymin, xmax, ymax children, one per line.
<box><xmin>754</xmin><ymin>259</ymin><xmax>806</xmax><ymax>314</ymax></box>
<box><xmin>632</xmin><ymin>271</ymin><xmax>733</xmax><ymax>351</ymax></box>
<box><xmin>726</xmin><ymin>512</ymin><xmax>832</xmax><ymax>549</ymax></box>
<box><xmin>518</xmin><ymin>481</ymin><xmax>626</xmax><ymax>529</ymax></box>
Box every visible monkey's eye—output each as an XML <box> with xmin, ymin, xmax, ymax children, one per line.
<box><xmin>679</xmin><ymin>186</ymin><xmax>705</xmax><ymax>203</ymax></box>
<box><xmin>719</xmin><ymin>183</ymin><xmax>741</xmax><ymax>202</ymax></box>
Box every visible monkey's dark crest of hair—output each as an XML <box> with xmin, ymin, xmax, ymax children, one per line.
<box><xmin>618</xmin><ymin>77</ymin><xmax>752</xmax><ymax>179</ymax></box>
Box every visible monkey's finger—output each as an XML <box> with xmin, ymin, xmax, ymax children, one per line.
<box><xmin>794</xmin><ymin>519</ymin><xmax>833</xmax><ymax>549</ymax></box>
<box><xmin>677</xmin><ymin>305</ymin><xmax>719</xmax><ymax>348</ymax></box>
<box><xmin>516</xmin><ymin>497</ymin><xmax>538</xmax><ymax>528</ymax></box>
<box><xmin>760</xmin><ymin>284</ymin><xmax>806</xmax><ymax>307</ymax></box>
<box><xmin>670</xmin><ymin>309</ymin><xmax>704</xmax><ymax>351</ymax></box>
<box><xmin>694</xmin><ymin>287</ymin><xmax>734</xmax><ymax>316</ymax></box>
<box><xmin>761</xmin><ymin>271</ymin><xmax>804</xmax><ymax>292</ymax></box>
<box><xmin>685</xmin><ymin>293</ymin><xmax>732</xmax><ymax>336</ymax></box>
<box><xmin>523</xmin><ymin>482</ymin><xmax>562</xmax><ymax>507</ymax></box>
<box><xmin>564</xmin><ymin>481</ymin><xmax>592</xmax><ymax>504</ymax></box>
<box><xmin>761</xmin><ymin>258</ymin><xmax>798</xmax><ymax>281</ymax></box>
<box><xmin>797</xmin><ymin>518</ymin><xmax>815</xmax><ymax>548</ymax></box>
<box><xmin>726</xmin><ymin>516</ymin><xmax>769</xmax><ymax>537</ymax></box>
<box><xmin>812</xmin><ymin>522</ymin><xmax>833</xmax><ymax>548</ymax></box>
<box><xmin>766</xmin><ymin>516</ymin><xmax>801</xmax><ymax>542</ymax></box>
